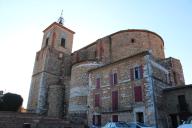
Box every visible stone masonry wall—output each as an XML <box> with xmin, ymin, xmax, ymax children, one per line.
<box><xmin>163</xmin><ymin>86</ymin><xmax>192</xmax><ymax>115</ymax></box>
<box><xmin>72</xmin><ymin>30</ymin><xmax>165</xmax><ymax>67</ymax></box>
<box><xmin>88</xmin><ymin>52</ymin><xmax>157</xmax><ymax>126</ymax></box>
<box><xmin>159</xmin><ymin>57</ymin><xmax>185</xmax><ymax>86</ymax></box>
<box><xmin>69</xmin><ymin>61</ymin><xmax>102</xmax><ymax>113</ymax></box>
<box><xmin>48</xmin><ymin>84</ymin><xmax>64</xmax><ymax>118</ymax></box>
<box><xmin>149</xmin><ymin>57</ymin><xmax>171</xmax><ymax>128</ymax></box>
<box><xmin>42</xmin><ymin>23</ymin><xmax>74</xmax><ymax>54</ymax></box>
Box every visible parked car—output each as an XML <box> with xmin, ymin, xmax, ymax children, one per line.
<box><xmin>177</xmin><ymin>117</ymin><xmax>192</xmax><ymax>128</ymax></box>
<box><xmin>127</xmin><ymin>122</ymin><xmax>154</xmax><ymax>128</ymax></box>
<box><xmin>102</xmin><ymin>121</ymin><xmax>131</xmax><ymax>128</ymax></box>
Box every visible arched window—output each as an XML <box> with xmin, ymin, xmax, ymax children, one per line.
<box><xmin>61</xmin><ymin>38</ymin><xmax>66</xmax><ymax>48</ymax></box>
<box><xmin>45</xmin><ymin>38</ymin><xmax>49</xmax><ymax>47</ymax></box>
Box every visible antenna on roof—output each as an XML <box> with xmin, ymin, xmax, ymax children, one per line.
<box><xmin>58</xmin><ymin>10</ymin><xmax>64</xmax><ymax>25</ymax></box>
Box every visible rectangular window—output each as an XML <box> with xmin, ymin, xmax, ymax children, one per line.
<box><xmin>95</xmin><ymin>94</ymin><xmax>100</xmax><ymax>107</ymax></box>
<box><xmin>135</xmin><ymin>67</ymin><xmax>140</xmax><ymax>79</ymax></box>
<box><xmin>45</xmin><ymin>38</ymin><xmax>49</xmax><ymax>47</ymax></box>
<box><xmin>96</xmin><ymin>78</ymin><xmax>100</xmax><ymax>89</ymax></box>
<box><xmin>61</xmin><ymin>38</ymin><xmax>66</xmax><ymax>48</ymax></box>
<box><xmin>97</xmin><ymin>115</ymin><xmax>101</xmax><ymax>126</ymax></box>
<box><xmin>113</xmin><ymin>73</ymin><xmax>118</xmax><ymax>85</ymax></box>
<box><xmin>112</xmin><ymin>91</ymin><xmax>118</xmax><ymax>111</ymax></box>
<box><xmin>178</xmin><ymin>95</ymin><xmax>188</xmax><ymax>111</ymax></box>
<box><xmin>109</xmin><ymin>73</ymin><xmax>118</xmax><ymax>86</ymax></box>
<box><xmin>112</xmin><ymin>115</ymin><xmax>118</xmax><ymax>122</ymax></box>
<box><xmin>134</xmin><ymin>65</ymin><xmax>143</xmax><ymax>80</ymax></box>
<box><xmin>136</xmin><ymin>112</ymin><xmax>144</xmax><ymax>123</ymax></box>
<box><xmin>134</xmin><ymin>86</ymin><xmax>142</xmax><ymax>102</ymax></box>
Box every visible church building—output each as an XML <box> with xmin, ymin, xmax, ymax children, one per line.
<box><xmin>27</xmin><ymin>16</ymin><xmax>185</xmax><ymax>128</ymax></box>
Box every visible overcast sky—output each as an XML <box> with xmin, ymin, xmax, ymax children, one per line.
<box><xmin>0</xmin><ymin>0</ymin><xmax>191</xmax><ymax>108</ymax></box>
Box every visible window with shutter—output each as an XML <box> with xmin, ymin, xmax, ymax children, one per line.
<box><xmin>96</xmin><ymin>78</ymin><xmax>100</xmax><ymax>89</ymax></box>
<box><xmin>112</xmin><ymin>91</ymin><xmax>118</xmax><ymax>111</ymax></box>
<box><xmin>109</xmin><ymin>73</ymin><xmax>118</xmax><ymax>86</ymax></box>
<box><xmin>133</xmin><ymin>65</ymin><xmax>143</xmax><ymax>80</ymax></box>
<box><xmin>134</xmin><ymin>86</ymin><xmax>142</xmax><ymax>102</ymax></box>
<box><xmin>135</xmin><ymin>67</ymin><xmax>140</xmax><ymax>79</ymax></box>
<box><xmin>113</xmin><ymin>73</ymin><xmax>118</xmax><ymax>85</ymax></box>
<box><xmin>95</xmin><ymin>94</ymin><xmax>100</xmax><ymax>107</ymax></box>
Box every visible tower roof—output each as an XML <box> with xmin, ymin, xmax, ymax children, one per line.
<box><xmin>43</xmin><ymin>22</ymin><xmax>75</xmax><ymax>34</ymax></box>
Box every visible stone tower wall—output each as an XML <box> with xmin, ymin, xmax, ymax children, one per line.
<box><xmin>28</xmin><ymin>22</ymin><xmax>74</xmax><ymax>114</ymax></box>
<box><xmin>48</xmin><ymin>84</ymin><xmax>64</xmax><ymax>118</ymax></box>
<box><xmin>42</xmin><ymin>23</ymin><xmax>74</xmax><ymax>54</ymax></box>
<box><xmin>68</xmin><ymin>61</ymin><xmax>103</xmax><ymax>121</ymax></box>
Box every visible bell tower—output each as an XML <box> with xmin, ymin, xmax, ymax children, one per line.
<box><xmin>27</xmin><ymin>14</ymin><xmax>75</xmax><ymax>116</ymax></box>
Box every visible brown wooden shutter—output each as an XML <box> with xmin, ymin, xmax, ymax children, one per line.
<box><xmin>96</xmin><ymin>78</ymin><xmax>100</xmax><ymax>89</ymax></box>
<box><xmin>95</xmin><ymin>94</ymin><xmax>100</xmax><ymax>107</ymax></box>
<box><xmin>134</xmin><ymin>86</ymin><xmax>142</xmax><ymax>102</ymax></box>
<box><xmin>112</xmin><ymin>91</ymin><xmax>118</xmax><ymax>111</ymax></box>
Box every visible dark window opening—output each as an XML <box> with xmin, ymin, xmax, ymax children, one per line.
<box><xmin>178</xmin><ymin>95</ymin><xmax>188</xmax><ymax>112</ymax></box>
<box><xmin>134</xmin><ymin>66</ymin><xmax>143</xmax><ymax>80</ymax></box>
<box><xmin>131</xmin><ymin>38</ymin><xmax>135</xmax><ymax>43</ymax></box>
<box><xmin>113</xmin><ymin>73</ymin><xmax>118</xmax><ymax>85</ymax></box>
<box><xmin>61</xmin><ymin>38</ymin><xmax>66</xmax><ymax>48</ymax></box>
<box><xmin>135</xmin><ymin>67</ymin><xmax>140</xmax><ymax>79</ymax></box>
<box><xmin>134</xmin><ymin>86</ymin><xmax>142</xmax><ymax>102</ymax></box>
<box><xmin>93</xmin><ymin>115</ymin><xmax>101</xmax><ymax>126</ymax></box>
<box><xmin>112</xmin><ymin>115</ymin><xmax>118</xmax><ymax>122</ymax></box>
<box><xmin>136</xmin><ymin>112</ymin><xmax>144</xmax><ymax>123</ymax></box>
<box><xmin>45</xmin><ymin>38</ymin><xmax>49</xmax><ymax>47</ymax></box>
<box><xmin>112</xmin><ymin>91</ymin><xmax>118</xmax><ymax>111</ymax></box>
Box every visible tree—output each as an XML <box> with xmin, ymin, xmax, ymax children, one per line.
<box><xmin>0</xmin><ymin>92</ymin><xmax>23</xmax><ymax>111</ymax></box>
